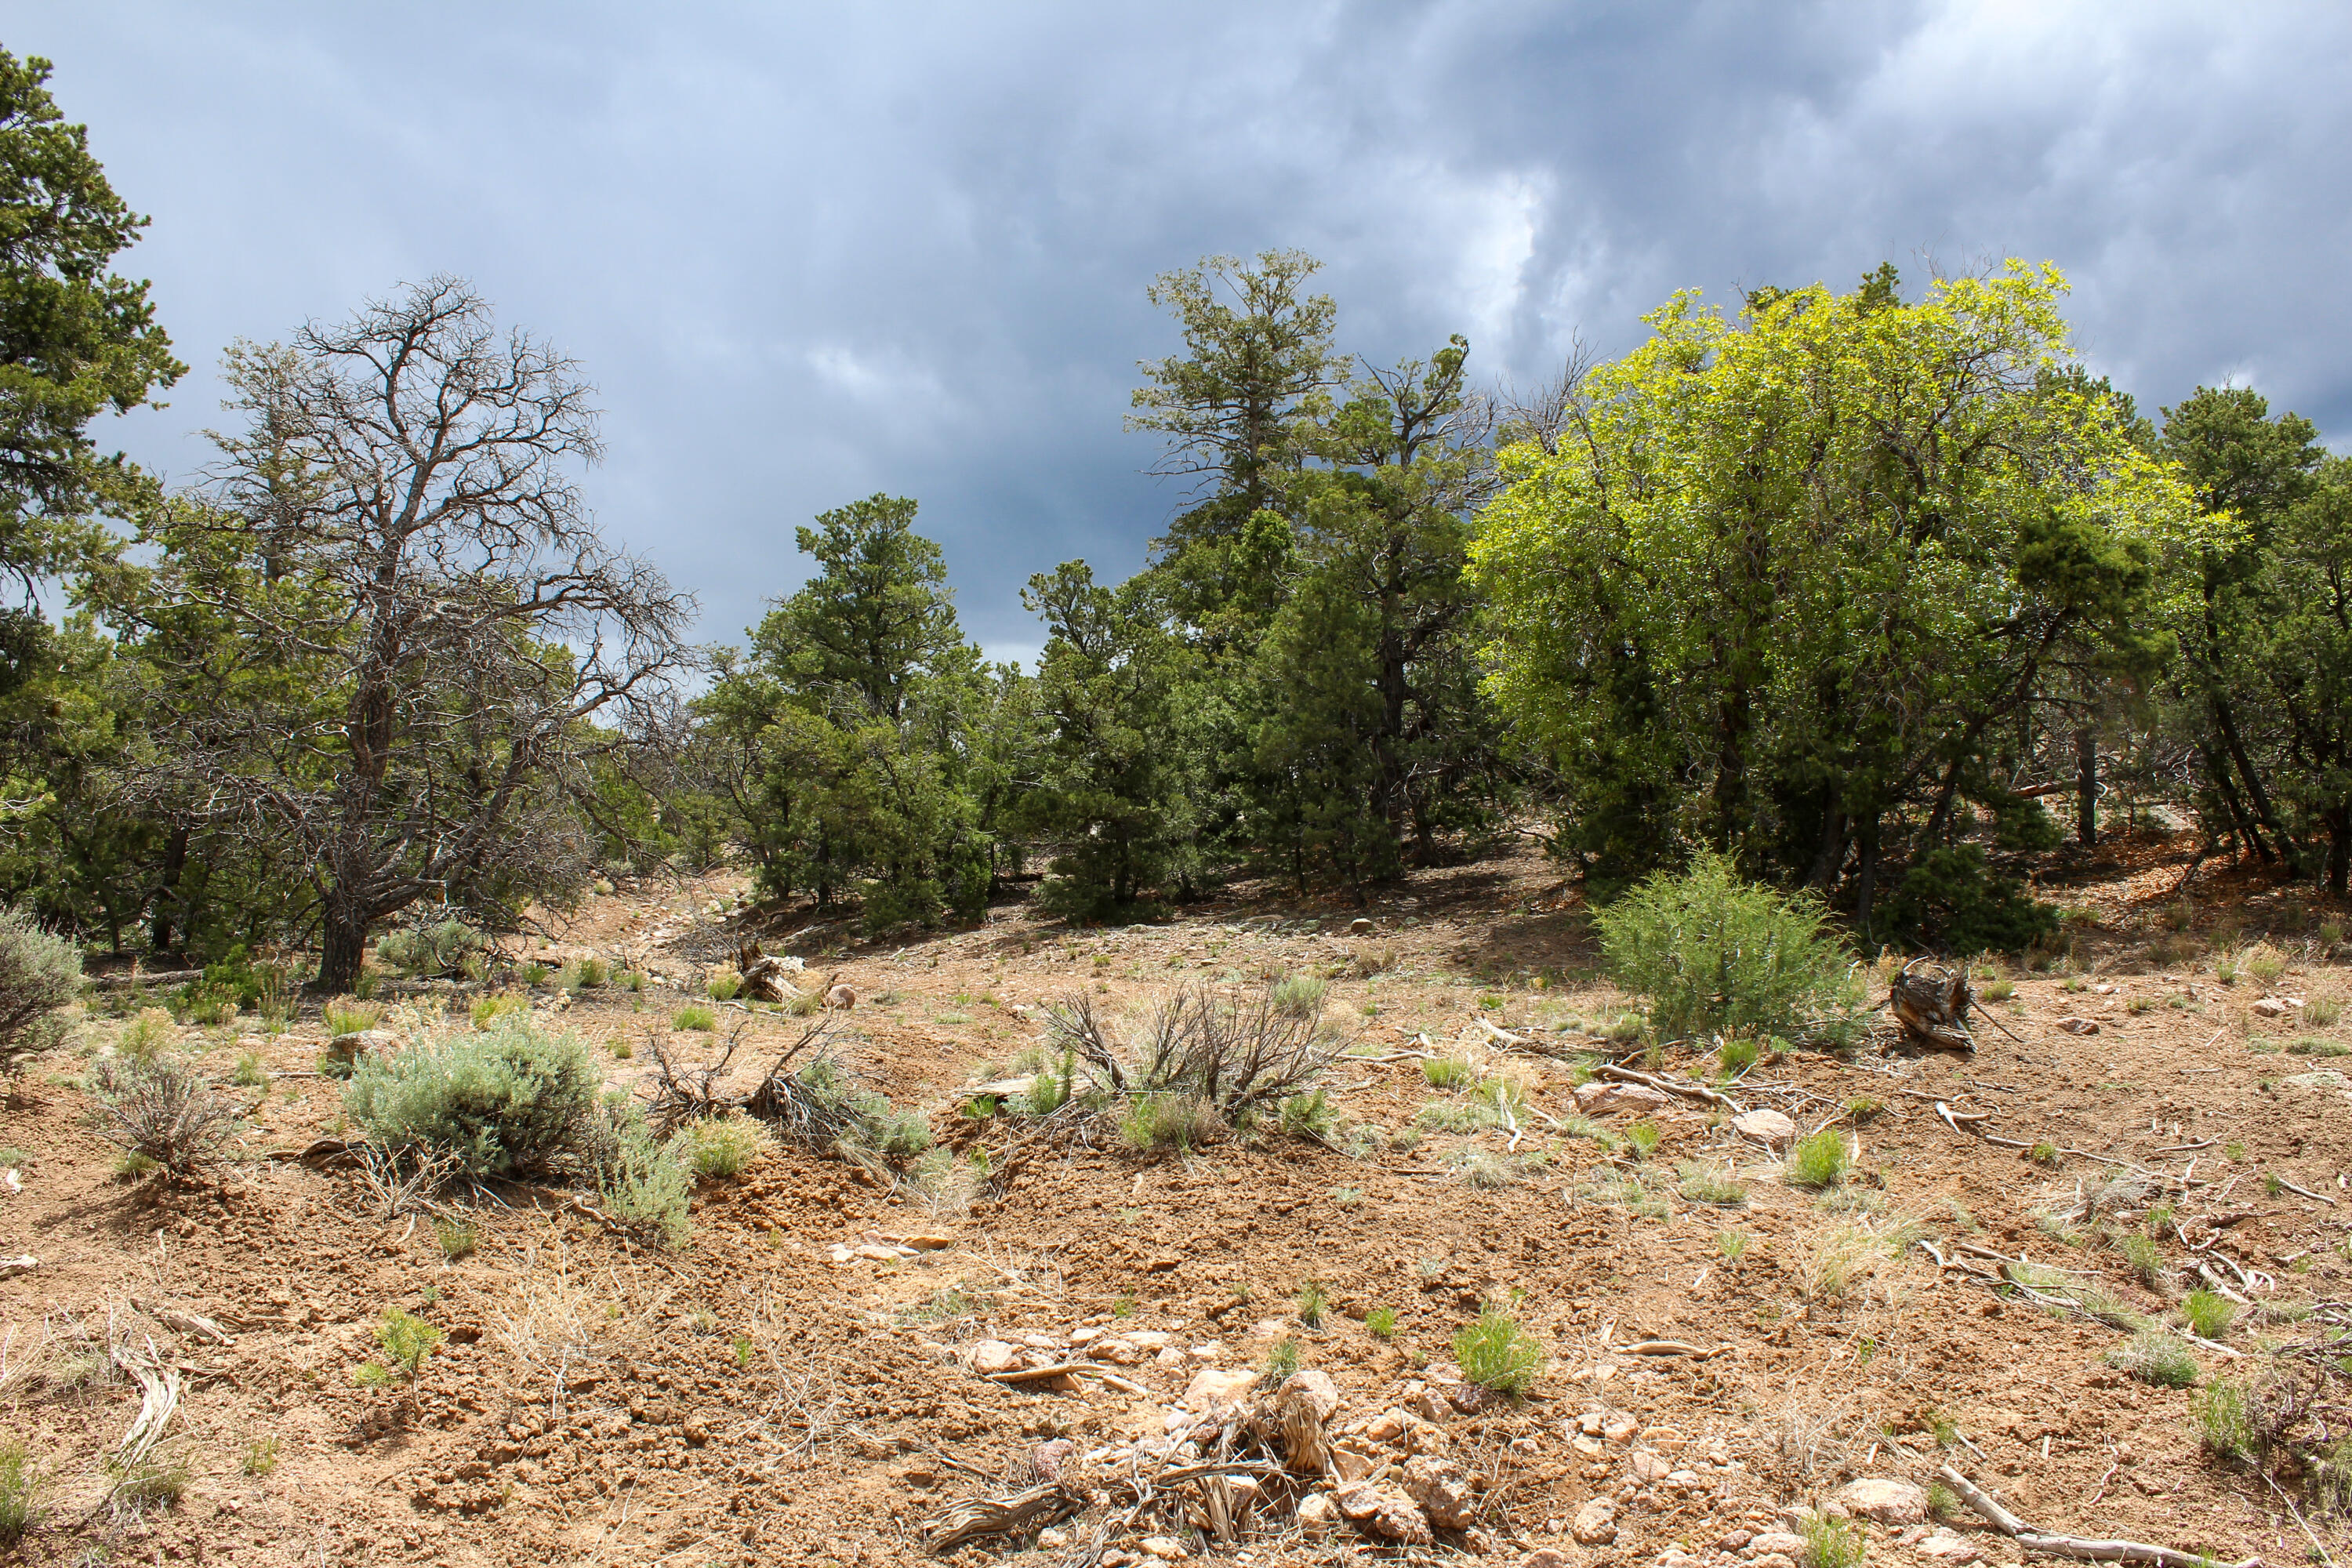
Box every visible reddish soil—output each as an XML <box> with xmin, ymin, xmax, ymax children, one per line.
<box><xmin>3</xmin><ymin>829</ymin><xmax>2348</xmax><ymax>1568</ymax></box>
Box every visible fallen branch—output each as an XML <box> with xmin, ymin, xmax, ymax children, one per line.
<box><xmin>1621</xmin><ymin>1340</ymin><xmax>1728</xmax><ymax>1359</ymax></box>
<box><xmin>1936</xmin><ymin>1463</ymin><xmax>2260</xmax><ymax>1568</ymax></box>
<box><xmin>920</xmin><ymin>1482</ymin><xmax>1080</xmax><ymax>1552</ymax></box>
<box><xmin>2271</xmin><ymin>1177</ymin><xmax>2338</xmax><ymax>1207</ymax></box>
<box><xmin>1595</xmin><ymin>1063</ymin><xmax>1742</xmax><ymax>1112</ymax></box>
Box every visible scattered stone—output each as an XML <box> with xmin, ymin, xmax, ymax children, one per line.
<box><xmin>1719</xmin><ymin>1528</ymin><xmax>1754</xmax><ymax>1551</ymax></box>
<box><xmin>1138</xmin><ymin>1536</ymin><xmax>1189</xmax><ymax>1560</ymax></box>
<box><xmin>902</xmin><ymin>1233</ymin><xmax>956</xmax><ymax>1250</ymax></box>
<box><xmin>1917</xmin><ymin>1530</ymin><xmax>1987</xmax><ymax>1563</ymax></box>
<box><xmin>1037</xmin><ymin>1527</ymin><xmax>1070</xmax><ymax>1551</ymax></box>
<box><xmin>1750</xmin><ymin>1530</ymin><xmax>1809</xmax><ymax>1556</ymax></box>
<box><xmin>1361</xmin><ymin>1410</ymin><xmax>1406</xmax><ymax>1444</ymax></box>
<box><xmin>1752</xmin><ymin>1555</ymin><xmax>1797</xmax><ymax>1568</ymax></box>
<box><xmin>1185</xmin><ymin>1341</ymin><xmax>1224</xmax><ymax>1363</ymax></box>
<box><xmin>1602</xmin><ymin>1414</ymin><xmax>1637</xmax><ymax>1444</ymax></box>
<box><xmin>1401</xmin><ymin>1454</ymin><xmax>1475</xmax><ymax>1529</ymax></box>
<box><xmin>1333</xmin><ymin>1482</ymin><xmax>1433</xmax><ymax>1544</ymax></box>
<box><xmin>1626</xmin><ymin>1448</ymin><xmax>1671</xmax><ymax>1482</ymax></box>
<box><xmin>1129</xmin><ymin>1330</ymin><xmax>1172</xmax><ymax>1351</ymax></box>
<box><xmin>1332</xmin><ymin>1442</ymin><xmax>1383</xmax><ymax>1482</ymax></box>
<box><xmin>1093</xmin><ymin>1338</ymin><xmax>1145</xmax><ymax>1365</ymax></box>
<box><xmin>2285</xmin><ymin>1069</ymin><xmax>2347</xmax><ymax>1089</ymax></box>
<box><xmin>1835</xmin><ymin>1477</ymin><xmax>1927</xmax><ymax>1526</ymax></box>
<box><xmin>2057</xmin><ymin>1017</ymin><xmax>2100</xmax><ymax>1035</ymax></box>
<box><xmin>1520</xmin><ymin>1552</ymin><xmax>1573</xmax><ymax>1568</ymax></box>
<box><xmin>968</xmin><ymin>1340</ymin><xmax>1020</xmax><ymax>1375</ymax></box>
<box><xmin>1570</xmin><ymin>1495</ymin><xmax>1618</xmax><ymax>1544</ymax></box>
<box><xmin>2251</xmin><ymin>996</ymin><xmax>2290</xmax><ymax>1018</ymax></box>
<box><xmin>1278</xmin><ymin>1368</ymin><xmax>1342</xmax><ymax>1423</ymax></box>
<box><xmin>1032</xmin><ymin>1439</ymin><xmax>1076</xmax><ymax>1482</ymax></box>
<box><xmin>1731</xmin><ymin>1108</ymin><xmax>1797</xmax><ymax>1149</ymax></box>
<box><xmin>1351</xmin><ymin>917</ymin><xmax>1375</xmax><ymax>935</ymax></box>
<box><xmin>1410</xmin><ymin>1388</ymin><xmax>1451</xmax><ymax>1424</ymax></box>
<box><xmin>1396</xmin><ymin>1410</ymin><xmax>1450</xmax><ymax>1455</ymax></box>
<box><xmin>1572</xmin><ymin>1080</ymin><xmax>1671</xmax><ymax>1115</ymax></box>
<box><xmin>1295</xmin><ymin>1494</ymin><xmax>1340</xmax><ymax>1539</ymax></box>
<box><xmin>1181</xmin><ymin>1367</ymin><xmax>1258</xmax><ymax>1411</ymax></box>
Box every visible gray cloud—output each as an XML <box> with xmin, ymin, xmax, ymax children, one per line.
<box><xmin>15</xmin><ymin>1</ymin><xmax>2350</xmax><ymax>663</ymax></box>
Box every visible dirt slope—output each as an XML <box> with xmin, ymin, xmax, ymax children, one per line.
<box><xmin>3</xmin><ymin>831</ymin><xmax>2348</xmax><ymax>1567</ymax></box>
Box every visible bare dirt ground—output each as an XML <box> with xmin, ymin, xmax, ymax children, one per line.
<box><xmin>4</xmin><ymin>829</ymin><xmax>2350</xmax><ymax>1568</ymax></box>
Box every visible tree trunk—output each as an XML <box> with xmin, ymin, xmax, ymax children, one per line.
<box><xmin>2074</xmin><ymin>726</ymin><xmax>2098</xmax><ymax>846</ymax></box>
<box><xmin>1853</xmin><ymin>815</ymin><xmax>1882</xmax><ymax>941</ymax></box>
<box><xmin>320</xmin><ymin>902</ymin><xmax>370</xmax><ymax>993</ymax></box>
<box><xmin>150</xmin><ymin>826</ymin><xmax>190</xmax><ymax>956</ymax></box>
<box><xmin>2327</xmin><ymin>804</ymin><xmax>2350</xmax><ymax>899</ymax></box>
<box><xmin>1805</xmin><ymin>797</ymin><xmax>1847</xmax><ymax>891</ymax></box>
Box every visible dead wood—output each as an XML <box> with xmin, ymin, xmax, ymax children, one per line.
<box><xmin>1893</xmin><ymin>958</ymin><xmax>1974</xmax><ymax>1051</ymax></box>
<box><xmin>1936</xmin><ymin>1463</ymin><xmax>2261</xmax><ymax>1568</ymax></box>
<box><xmin>920</xmin><ymin>1482</ymin><xmax>1081</xmax><ymax>1552</ymax></box>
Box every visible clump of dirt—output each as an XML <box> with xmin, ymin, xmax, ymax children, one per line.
<box><xmin>3</xmin><ymin>831</ymin><xmax>2347</xmax><ymax>1566</ymax></box>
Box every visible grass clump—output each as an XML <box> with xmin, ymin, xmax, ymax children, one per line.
<box><xmin>2119</xmin><ymin>1231</ymin><xmax>2164</xmax><ymax>1288</ymax></box>
<box><xmin>673</xmin><ymin>1004</ymin><xmax>717</xmax><ymax>1033</ymax></box>
<box><xmin>2287</xmin><ymin>1036</ymin><xmax>2349</xmax><ymax>1057</ymax></box>
<box><xmin>1452</xmin><ymin>1307</ymin><xmax>1544</xmax><ymax>1396</ymax></box>
<box><xmin>374</xmin><ymin>1306</ymin><xmax>445</xmax><ymax>1381</ymax></box>
<box><xmin>680</xmin><ymin>1113</ymin><xmax>767</xmax><ymax>1178</ymax></box>
<box><xmin>1414</xmin><ymin>1098</ymin><xmax>1497</xmax><ymax>1134</ymax></box>
<box><xmin>1276</xmin><ymin>1087</ymin><xmax>1338</xmax><ymax>1142</ymax></box>
<box><xmin>1592</xmin><ymin>851</ymin><xmax>1862</xmax><ymax>1044</ymax></box>
<box><xmin>1269</xmin><ymin>973</ymin><xmax>1327</xmax><ymax>1018</ymax></box>
<box><xmin>343</xmin><ymin>1015</ymin><xmax>602</xmax><ymax>1178</ymax></box>
<box><xmin>1801</xmin><ymin>1515</ymin><xmax>1864</xmax><ymax>1568</ymax></box>
<box><xmin>1422</xmin><ymin>1055</ymin><xmax>1473</xmax><ymax>1090</ymax></box>
<box><xmin>1624</xmin><ymin>1120</ymin><xmax>1662</xmax><ymax>1160</ymax></box>
<box><xmin>232</xmin><ymin>1050</ymin><xmax>265</xmax><ymax>1087</ymax></box>
<box><xmin>2303</xmin><ymin>995</ymin><xmax>2341</xmax><ymax>1027</ymax></box>
<box><xmin>2182</xmin><ymin>1288</ymin><xmax>2234</xmax><ymax>1340</ymax></box>
<box><xmin>325</xmin><ymin>1001</ymin><xmax>381</xmax><ymax>1037</ymax></box>
<box><xmin>2029</xmin><ymin>1141</ymin><xmax>2062</xmax><ymax>1167</ymax></box>
<box><xmin>2107</xmin><ymin>1330</ymin><xmax>2197</xmax><ymax>1388</ymax></box>
<box><xmin>1366</xmin><ymin>1306</ymin><xmax>1398</xmax><ymax>1340</ymax></box>
<box><xmin>0</xmin><ymin>1441</ymin><xmax>33</xmax><ymax>1545</ymax></box>
<box><xmin>240</xmin><ymin>1438</ymin><xmax>281</xmax><ymax>1477</ymax></box>
<box><xmin>1676</xmin><ymin>1161</ymin><xmax>1747</xmax><ymax>1207</ymax></box>
<box><xmin>467</xmin><ymin>993</ymin><xmax>526</xmax><ymax>1029</ymax></box>
<box><xmin>1717</xmin><ymin>1036</ymin><xmax>1760</xmax><ymax>1076</ymax></box>
<box><xmin>1121</xmin><ymin>1091</ymin><xmax>1221</xmax><ymax>1152</ymax></box>
<box><xmin>1296</xmin><ymin>1279</ymin><xmax>1327</xmax><ymax>1328</ymax></box>
<box><xmin>433</xmin><ymin>1220</ymin><xmax>477</xmax><ymax>1261</ymax></box>
<box><xmin>2196</xmin><ymin>1379</ymin><xmax>2256</xmax><ymax>1462</ymax></box>
<box><xmin>1787</xmin><ymin>1130</ymin><xmax>1849</xmax><ymax>1189</ymax></box>
<box><xmin>707</xmin><ymin>972</ymin><xmax>741</xmax><ymax>1001</ymax></box>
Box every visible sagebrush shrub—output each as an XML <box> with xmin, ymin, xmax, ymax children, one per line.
<box><xmin>1269</xmin><ymin>973</ymin><xmax>1327</xmax><ymax>1018</ymax></box>
<box><xmin>0</xmin><ymin>909</ymin><xmax>80</xmax><ymax>1073</ymax></box>
<box><xmin>681</xmin><ymin>1114</ymin><xmax>766</xmax><ymax>1178</ymax></box>
<box><xmin>0</xmin><ymin>1439</ymin><xmax>33</xmax><ymax>1544</ymax></box>
<box><xmin>1592</xmin><ymin>852</ymin><xmax>1860</xmax><ymax>1043</ymax></box>
<box><xmin>89</xmin><ymin>1055</ymin><xmax>244</xmax><ymax>1176</ymax></box>
<box><xmin>343</xmin><ymin>1017</ymin><xmax>602</xmax><ymax>1177</ymax></box>
<box><xmin>595</xmin><ymin>1112</ymin><xmax>694</xmax><ymax>1245</ymax></box>
<box><xmin>2107</xmin><ymin>1330</ymin><xmax>2196</xmax><ymax>1388</ymax></box>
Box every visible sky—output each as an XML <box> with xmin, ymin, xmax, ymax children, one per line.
<box><xmin>14</xmin><ymin>1</ymin><xmax>2352</xmax><ymax>666</ymax></box>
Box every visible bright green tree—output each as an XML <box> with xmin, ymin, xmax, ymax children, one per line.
<box><xmin>1472</xmin><ymin>262</ymin><xmax>2208</xmax><ymax>936</ymax></box>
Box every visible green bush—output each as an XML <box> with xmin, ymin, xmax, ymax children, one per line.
<box><xmin>1883</xmin><ymin>845</ymin><xmax>2058</xmax><ymax>955</ymax></box>
<box><xmin>343</xmin><ymin>1017</ymin><xmax>603</xmax><ymax>1178</ymax></box>
<box><xmin>1717</xmin><ymin>1036</ymin><xmax>1759</xmax><ymax>1076</ymax></box>
<box><xmin>0</xmin><ymin>908</ymin><xmax>80</xmax><ymax>1073</ymax></box>
<box><xmin>376</xmin><ymin>1306</ymin><xmax>445</xmax><ymax>1379</ymax></box>
<box><xmin>673</xmin><ymin>1004</ymin><xmax>716</xmax><ymax>1032</ymax></box>
<box><xmin>2196</xmin><ymin>1379</ymin><xmax>2256</xmax><ymax>1462</ymax></box>
<box><xmin>376</xmin><ymin>919</ymin><xmax>489</xmax><ymax>978</ymax></box>
<box><xmin>1365</xmin><ymin>1306</ymin><xmax>1398</xmax><ymax>1340</ymax></box>
<box><xmin>1788</xmin><ymin>1130</ymin><xmax>1849</xmax><ymax>1189</ymax></box>
<box><xmin>1422</xmin><ymin>1056</ymin><xmax>1473</xmax><ymax>1089</ymax></box>
<box><xmin>1592</xmin><ymin>852</ymin><xmax>1860</xmax><ymax>1043</ymax></box>
<box><xmin>1452</xmin><ymin>1307</ymin><xmax>1544</xmax><ymax>1396</ymax></box>
<box><xmin>1121</xmin><ymin>1091</ymin><xmax>1220</xmax><ymax>1152</ymax></box>
<box><xmin>1624</xmin><ymin>1120</ymin><xmax>1661</xmax><ymax>1160</ymax></box>
<box><xmin>325</xmin><ymin>1002</ymin><xmax>380</xmax><ymax>1038</ymax></box>
<box><xmin>707</xmin><ymin>973</ymin><xmax>742</xmax><ymax>1001</ymax></box>
<box><xmin>1801</xmin><ymin>1515</ymin><xmax>1864</xmax><ymax>1568</ymax></box>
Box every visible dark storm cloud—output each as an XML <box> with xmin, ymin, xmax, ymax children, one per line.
<box><xmin>13</xmin><ymin>2</ymin><xmax>2350</xmax><ymax>662</ymax></box>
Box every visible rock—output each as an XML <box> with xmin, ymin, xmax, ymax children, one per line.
<box><xmin>1362</xmin><ymin>1410</ymin><xmax>1406</xmax><ymax>1444</ymax></box>
<box><xmin>902</xmin><ymin>1233</ymin><xmax>956</xmax><ymax>1250</ymax></box>
<box><xmin>1037</xmin><ymin>1527</ymin><xmax>1070</xmax><ymax>1551</ymax></box>
<box><xmin>0</xmin><ymin>1254</ymin><xmax>34</xmax><ymax>1279</ymax></box>
<box><xmin>1333</xmin><ymin>1482</ymin><xmax>1434</xmax><ymax>1544</ymax></box>
<box><xmin>2251</xmin><ymin>996</ymin><xmax>2290</xmax><ymax>1018</ymax></box>
<box><xmin>1129</xmin><ymin>1330</ymin><xmax>1172</xmax><ymax>1350</ymax></box>
<box><xmin>1917</xmin><ymin>1530</ymin><xmax>1987</xmax><ymax>1563</ymax></box>
<box><xmin>2285</xmin><ymin>1069</ymin><xmax>2347</xmax><ymax>1088</ymax></box>
<box><xmin>1570</xmin><ymin>1434</ymin><xmax>1605</xmax><ymax>1457</ymax></box>
<box><xmin>1093</xmin><ymin>1338</ymin><xmax>1145</xmax><ymax>1366</ymax></box>
<box><xmin>1279</xmin><ymin>1368</ymin><xmax>1342</xmax><ymax>1423</ymax></box>
<box><xmin>1750</xmin><ymin>1530</ymin><xmax>1809</xmax><ymax>1557</ymax></box>
<box><xmin>1572</xmin><ymin>1080</ymin><xmax>1671</xmax><ymax>1116</ymax></box>
<box><xmin>1753</xmin><ymin>1555</ymin><xmax>1797</xmax><ymax>1568</ymax></box>
<box><xmin>1185</xmin><ymin>1340</ymin><xmax>1223</xmax><ymax>1363</ymax></box>
<box><xmin>1719</xmin><ymin>1528</ymin><xmax>1754</xmax><ymax>1551</ymax></box>
<box><xmin>1731</xmin><ymin>1108</ymin><xmax>1797</xmax><ymax>1149</ymax></box>
<box><xmin>1295</xmin><ymin>1494</ymin><xmax>1341</xmax><ymax>1539</ymax></box>
<box><xmin>1351</xmin><ymin>917</ymin><xmax>1375</xmax><ymax>935</ymax></box>
<box><xmin>1154</xmin><ymin>1346</ymin><xmax>1185</xmax><ymax>1367</ymax></box>
<box><xmin>1070</xmin><ymin>1325</ymin><xmax>1105</xmax><ymax>1345</ymax></box>
<box><xmin>968</xmin><ymin>1340</ymin><xmax>1020</xmax><ymax>1375</ymax></box>
<box><xmin>1570</xmin><ymin>1495</ymin><xmax>1618</xmax><ymax>1544</ymax></box>
<box><xmin>1032</xmin><ymin>1439</ymin><xmax>1076</xmax><ymax>1482</ymax></box>
<box><xmin>1835</xmin><ymin>1477</ymin><xmax>1928</xmax><ymax>1526</ymax></box>
<box><xmin>1521</xmin><ymin>1553</ymin><xmax>1573</xmax><ymax>1568</ymax></box>
<box><xmin>1332</xmin><ymin>1442</ymin><xmax>1383</xmax><ymax>1482</ymax></box>
<box><xmin>2057</xmin><ymin>1017</ymin><xmax>2100</xmax><ymax>1035</ymax></box>
<box><xmin>1602</xmin><ymin>1414</ymin><xmax>1637</xmax><ymax>1443</ymax></box>
<box><xmin>1627</xmin><ymin>1447</ymin><xmax>1671</xmax><ymax>1482</ymax></box>
<box><xmin>1401</xmin><ymin>1454</ymin><xmax>1476</xmax><ymax>1529</ymax></box>
<box><xmin>1396</xmin><ymin>1411</ymin><xmax>1450</xmax><ymax>1455</ymax></box>
<box><xmin>1181</xmin><ymin>1367</ymin><xmax>1258</xmax><ymax>1411</ymax></box>
<box><xmin>1138</xmin><ymin>1537</ymin><xmax>1189</xmax><ymax>1560</ymax></box>
<box><xmin>1410</xmin><ymin>1388</ymin><xmax>1451</xmax><ymax>1424</ymax></box>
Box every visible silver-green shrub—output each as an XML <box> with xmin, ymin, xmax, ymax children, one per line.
<box><xmin>343</xmin><ymin>1016</ymin><xmax>601</xmax><ymax>1177</ymax></box>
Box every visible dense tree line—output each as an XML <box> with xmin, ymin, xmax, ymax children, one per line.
<box><xmin>2</xmin><ymin>44</ymin><xmax>2348</xmax><ymax>982</ymax></box>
